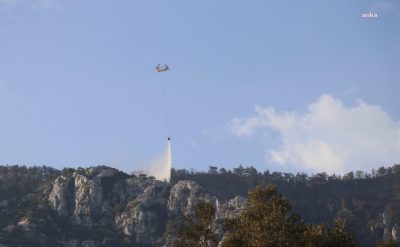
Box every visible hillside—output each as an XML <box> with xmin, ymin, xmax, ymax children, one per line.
<box><xmin>172</xmin><ymin>165</ymin><xmax>400</xmax><ymax>246</ymax></box>
<box><xmin>0</xmin><ymin>165</ymin><xmax>399</xmax><ymax>246</ymax></box>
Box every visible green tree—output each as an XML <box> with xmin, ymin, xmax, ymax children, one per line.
<box><xmin>221</xmin><ymin>185</ymin><xmax>305</xmax><ymax>247</ymax></box>
<box><xmin>326</xmin><ymin>218</ymin><xmax>357</xmax><ymax>247</ymax></box>
<box><xmin>221</xmin><ymin>185</ymin><xmax>357</xmax><ymax>247</ymax></box>
<box><xmin>173</xmin><ymin>200</ymin><xmax>218</xmax><ymax>247</ymax></box>
<box><xmin>208</xmin><ymin>166</ymin><xmax>218</xmax><ymax>175</ymax></box>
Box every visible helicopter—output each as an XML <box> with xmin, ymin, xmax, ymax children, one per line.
<box><xmin>154</xmin><ymin>64</ymin><xmax>169</xmax><ymax>72</ymax></box>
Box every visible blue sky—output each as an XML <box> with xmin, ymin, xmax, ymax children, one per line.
<box><xmin>0</xmin><ymin>0</ymin><xmax>399</xmax><ymax>174</ymax></box>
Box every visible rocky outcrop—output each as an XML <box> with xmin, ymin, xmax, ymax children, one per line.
<box><xmin>115</xmin><ymin>183</ymin><xmax>170</xmax><ymax>244</ymax></box>
<box><xmin>392</xmin><ymin>224</ymin><xmax>400</xmax><ymax>243</ymax></box>
<box><xmin>371</xmin><ymin>209</ymin><xmax>400</xmax><ymax>244</ymax></box>
<box><xmin>167</xmin><ymin>180</ymin><xmax>211</xmax><ymax>217</ymax></box>
<box><xmin>216</xmin><ymin>195</ymin><xmax>247</xmax><ymax>219</ymax></box>
<box><xmin>72</xmin><ymin>174</ymin><xmax>105</xmax><ymax>226</ymax></box>
<box><xmin>48</xmin><ymin>176</ymin><xmax>247</xmax><ymax>246</ymax></box>
<box><xmin>45</xmin><ymin>169</ymin><xmax>180</xmax><ymax>245</ymax></box>
<box><xmin>47</xmin><ymin>175</ymin><xmax>316</xmax><ymax>246</ymax></box>
<box><xmin>110</xmin><ymin>176</ymin><xmax>155</xmax><ymax>206</ymax></box>
<box><xmin>48</xmin><ymin>175</ymin><xmax>73</xmax><ymax>216</ymax></box>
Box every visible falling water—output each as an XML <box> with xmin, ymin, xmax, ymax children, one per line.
<box><xmin>166</xmin><ymin>138</ymin><xmax>172</xmax><ymax>182</ymax></box>
<box><xmin>148</xmin><ymin>138</ymin><xmax>172</xmax><ymax>182</ymax></box>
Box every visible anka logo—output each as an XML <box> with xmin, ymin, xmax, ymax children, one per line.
<box><xmin>362</xmin><ymin>12</ymin><xmax>378</xmax><ymax>18</ymax></box>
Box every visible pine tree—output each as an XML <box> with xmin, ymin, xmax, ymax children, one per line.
<box><xmin>221</xmin><ymin>185</ymin><xmax>358</xmax><ymax>247</ymax></box>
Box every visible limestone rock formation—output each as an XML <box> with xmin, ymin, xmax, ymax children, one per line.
<box><xmin>216</xmin><ymin>195</ymin><xmax>247</xmax><ymax>219</ymax></box>
<box><xmin>115</xmin><ymin>183</ymin><xmax>170</xmax><ymax>244</ymax></box>
<box><xmin>73</xmin><ymin>174</ymin><xmax>104</xmax><ymax>226</ymax></box>
<box><xmin>167</xmin><ymin>180</ymin><xmax>209</xmax><ymax>218</ymax></box>
<box><xmin>48</xmin><ymin>175</ymin><xmax>73</xmax><ymax>216</ymax></box>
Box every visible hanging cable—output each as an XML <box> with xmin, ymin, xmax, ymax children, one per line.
<box><xmin>160</xmin><ymin>75</ymin><xmax>170</xmax><ymax>140</ymax></box>
<box><xmin>154</xmin><ymin>64</ymin><xmax>171</xmax><ymax>140</ymax></box>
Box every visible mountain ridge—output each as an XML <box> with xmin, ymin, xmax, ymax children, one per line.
<box><xmin>0</xmin><ymin>165</ymin><xmax>399</xmax><ymax>246</ymax></box>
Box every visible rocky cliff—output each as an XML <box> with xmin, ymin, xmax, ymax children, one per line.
<box><xmin>0</xmin><ymin>165</ymin><xmax>399</xmax><ymax>246</ymax></box>
<box><xmin>0</xmin><ymin>166</ymin><xmax>246</xmax><ymax>247</ymax></box>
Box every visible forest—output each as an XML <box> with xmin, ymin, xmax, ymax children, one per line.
<box><xmin>171</xmin><ymin>164</ymin><xmax>400</xmax><ymax>246</ymax></box>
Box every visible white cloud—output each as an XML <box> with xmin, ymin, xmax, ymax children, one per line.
<box><xmin>229</xmin><ymin>94</ymin><xmax>400</xmax><ymax>174</ymax></box>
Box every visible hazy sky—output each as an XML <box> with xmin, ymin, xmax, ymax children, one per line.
<box><xmin>0</xmin><ymin>0</ymin><xmax>399</xmax><ymax>174</ymax></box>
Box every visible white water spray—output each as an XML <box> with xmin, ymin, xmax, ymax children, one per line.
<box><xmin>148</xmin><ymin>138</ymin><xmax>172</xmax><ymax>182</ymax></box>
